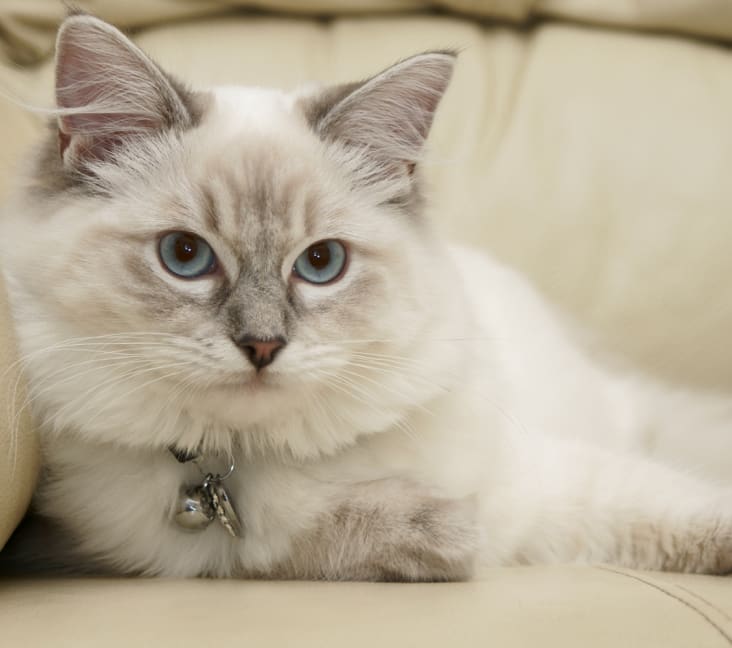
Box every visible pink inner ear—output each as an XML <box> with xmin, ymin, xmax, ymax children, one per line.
<box><xmin>56</xmin><ymin>111</ymin><xmax>157</xmax><ymax>166</ymax></box>
<box><xmin>54</xmin><ymin>17</ymin><xmax>179</xmax><ymax>166</ymax></box>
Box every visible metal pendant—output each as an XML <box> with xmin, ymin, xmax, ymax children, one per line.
<box><xmin>173</xmin><ymin>459</ymin><xmax>243</xmax><ymax>538</ymax></box>
<box><xmin>206</xmin><ymin>481</ymin><xmax>243</xmax><ymax>538</ymax></box>
<box><xmin>174</xmin><ymin>485</ymin><xmax>215</xmax><ymax>531</ymax></box>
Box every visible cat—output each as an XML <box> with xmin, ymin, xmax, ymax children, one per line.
<box><xmin>1</xmin><ymin>12</ymin><xmax>732</xmax><ymax>579</ymax></box>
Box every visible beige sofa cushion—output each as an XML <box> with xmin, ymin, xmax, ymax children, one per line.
<box><xmin>2</xmin><ymin>567</ymin><xmax>732</xmax><ymax>647</ymax></box>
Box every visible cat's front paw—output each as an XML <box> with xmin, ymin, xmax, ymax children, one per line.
<box><xmin>293</xmin><ymin>480</ymin><xmax>480</xmax><ymax>582</ymax></box>
<box><xmin>373</xmin><ymin>493</ymin><xmax>480</xmax><ymax>582</ymax></box>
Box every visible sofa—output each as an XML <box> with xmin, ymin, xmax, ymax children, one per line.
<box><xmin>2</xmin><ymin>1</ymin><xmax>732</xmax><ymax>645</ymax></box>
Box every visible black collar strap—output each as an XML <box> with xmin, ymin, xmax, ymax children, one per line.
<box><xmin>169</xmin><ymin>446</ymin><xmax>200</xmax><ymax>463</ymax></box>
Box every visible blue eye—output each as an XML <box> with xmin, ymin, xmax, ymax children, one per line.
<box><xmin>293</xmin><ymin>240</ymin><xmax>348</xmax><ymax>284</ymax></box>
<box><xmin>159</xmin><ymin>232</ymin><xmax>217</xmax><ymax>279</ymax></box>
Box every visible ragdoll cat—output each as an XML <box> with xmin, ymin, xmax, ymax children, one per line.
<box><xmin>2</xmin><ymin>13</ymin><xmax>732</xmax><ymax>579</ymax></box>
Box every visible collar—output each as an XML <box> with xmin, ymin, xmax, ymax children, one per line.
<box><xmin>168</xmin><ymin>445</ymin><xmax>200</xmax><ymax>464</ymax></box>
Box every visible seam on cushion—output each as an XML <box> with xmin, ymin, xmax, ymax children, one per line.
<box><xmin>595</xmin><ymin>566</ymin><xmax>732</xmax><ymax>646</ymax></box>
<box><xmin>675</xmin><ymin>584</ymin><xmax>732</xmax><ymax>623</ymax></box>
<box><xmin>479</xmin><ymin>26</ymin><xmax>536</xmax><ymax>165</ymax></box>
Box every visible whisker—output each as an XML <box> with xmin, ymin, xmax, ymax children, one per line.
<box><xmin>310</xmin><ymin>369</ymin><xmax>379</xmax><ymax>413</ymax></box>
<box><xmin>343</xmin><ymin>359</ymin><xmax>452</xmax><ymax>392</ymax></box>
<box><xmin>4</xmin><ymin>331</ymin><xmax>214</xmax><ymax>466</ymax></box>
<box><xmin>10</xmin><ymin>354</ymin><xmax>155</xmax><ymax>449</ymax></box>
<box><xmin>312</xmin><ymin>369</ymin><xmax>431</xmax><ymax>444</ymax></box>
<box><xmin>337</xmin><ymin>366</ymin><xmax>436</xmax><ymax>417</ymax></box>
<box><xmin>1</xmin><ymin>332</ymin><xmax>201</xmax><ymax>390</ymax></box>
<box><xmin>7</xmin><ymin>351</ymin><xmax>170</xmax><ymax>472</ymax></box>
<box><xmin>323</xmin><ymin>336</ymin><xmax>497</xmax><ymax>346</ymax></box>
<box><xmin>8</xmin><ymin>345</ymin><xmax>199</xmax><ymax>436</ymax></box>
<box><xmin>144</xmin><ymin>370</ymin><xmax>207</xmax><ymax>446</ymax></box>
<box><xmin>82</xmin><ymin>362</ymin><xmax>202</xmax><ymax>434</ymax></box>
<box><xmin>43</xmin><ymin>358</ymin><xmax>200</xmax><ymax>433</ymax></box>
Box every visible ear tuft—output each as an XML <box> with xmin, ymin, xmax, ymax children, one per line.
<box><xmin>55</xmin><ymin>14</ymin><xmax>193</xmax><ymax>168</ymax></box>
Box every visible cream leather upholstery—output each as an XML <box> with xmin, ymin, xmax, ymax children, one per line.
<box><xmin>2</xmin><ymin>0</ymin><xmax>732</xmax><ymax>64</ymax></box>
<box><xmin>2</xmin><ymin>568</ymin><xmax>732</xmax><ymax>647</ymax></box>
<box><xmin>1</xmin><ymin>2</ymin><xmax>731</xmax><ymax>645</ymax></box>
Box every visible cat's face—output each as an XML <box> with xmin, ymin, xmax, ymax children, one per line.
<box><xmin>2</xmin><ymin>15</ymin><xmax>459</xmax><ymax>458</ymax></box>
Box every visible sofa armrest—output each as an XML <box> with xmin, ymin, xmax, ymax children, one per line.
<box><xmin>0</xmin><ymin>269</ymin><xmax>38</xmax><ymax>549</ymax></box>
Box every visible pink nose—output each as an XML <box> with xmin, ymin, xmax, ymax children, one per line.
<box><xmin>234</xmin><ymin>336</ymin><xmax>286</xmax><ymax>370</ymax></box>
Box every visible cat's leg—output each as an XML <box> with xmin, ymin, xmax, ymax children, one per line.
<box><xmin>263</xmin><ymin>478</ymin><xmax>480</xmax><ymax>582</ymax></box>
<box><xmin>499</xmin><ymin>434</ymin><xmax>732</xmax><ymax>573</ymax></box>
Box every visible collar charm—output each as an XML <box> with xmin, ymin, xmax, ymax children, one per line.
<box><xmin>172</xmin><ymin>450</ymin><xmax>243</xmax><ymax>538</ymax></box>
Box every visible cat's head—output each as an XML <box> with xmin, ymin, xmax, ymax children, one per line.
<box><xmin>3</xmin><ymin>14</ymin><xmax>465</xmax><ymax>459</ymax></box>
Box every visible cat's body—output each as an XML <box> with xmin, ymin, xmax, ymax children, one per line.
<box><xmin>2</xmin><ymin>14</ymin><xmax>732</xmax><ymax>579</ymax></box>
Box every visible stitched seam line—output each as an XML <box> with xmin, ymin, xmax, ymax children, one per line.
<box><xmin>595</xmin><ymin>566</ymin><xmax>732</xmax><ymax>646</ymax></box>
<box><xmin>675</xmin><ymin>583</ymin><xmax>732</xmax><ymax>623</ymax></box>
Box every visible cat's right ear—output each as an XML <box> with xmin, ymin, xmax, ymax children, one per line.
<box><xmin>302</xmin><ymin>51</ymin><xmax>455</xmax><ymax>194</ymax></box>
<box><xmin>54</xmin><ymin>13</ymin><xmax>197</xmax><ymax>170</ymax></box>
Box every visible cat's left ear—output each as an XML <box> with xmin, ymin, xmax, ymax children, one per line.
<box><xmin>54</xmin><ymin>13</ymin><xmax>198</xmax><ymax>169</ymax></box>
<box><xmin>304</xmin><ymin>51</ymin><xmax>455</xmax><ymax>185</ymax></box>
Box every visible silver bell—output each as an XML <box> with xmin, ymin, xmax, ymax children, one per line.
<box><xmin>174</xmin><ymin>486</ymin><xmax>215</xmax><ymax>531</ymax></box>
